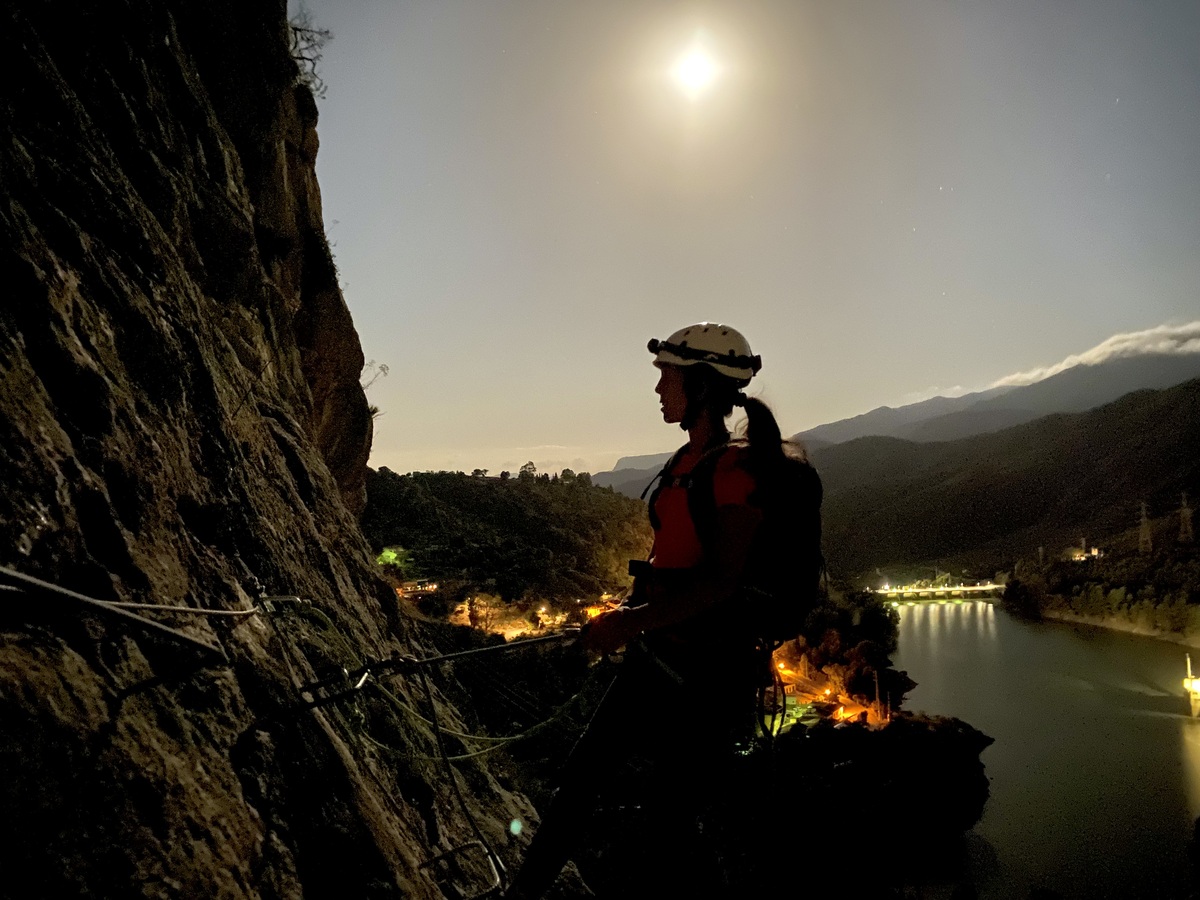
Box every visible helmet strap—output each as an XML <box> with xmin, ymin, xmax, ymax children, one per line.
<box><xmin>681</xmin><ymin>391</ymin><xmax>731</xmax><ymax>451</ymax></box>
<box><xmin>679</xmin><ymin>372</ymin><xmax>709</xmax><ymax>431</ymax></box>
<box><xmin>680</xmin><ymin>367</ymin><xmax>739</xmax><ymax>435</ymax></box>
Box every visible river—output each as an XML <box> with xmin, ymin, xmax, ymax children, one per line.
<box><xmin>893</xmin><ymin>600</ymin><xmax>1200</xmax><ymax>899</ymax></box>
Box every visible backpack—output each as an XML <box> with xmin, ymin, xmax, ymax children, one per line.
<box><xmin>644</xmin><ymin>439</ymin><xmax>825</xmax><ymax>645</ymax></box>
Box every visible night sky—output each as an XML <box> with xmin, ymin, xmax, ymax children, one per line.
<box><xmin>296</xmin><ymin>0</ymin><xmax>1200</xmax><ymax>475</ymax></box>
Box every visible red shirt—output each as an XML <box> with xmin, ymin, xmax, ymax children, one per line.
<box><xmin>650</xmin><ymin>444</ymin><xmax>756</xmax><ymax>569</ymax></box>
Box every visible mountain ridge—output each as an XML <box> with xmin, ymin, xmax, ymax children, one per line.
<box><xmin>797</xmin><ymin>352</ymin><xmax>1200</xmax><ymax>446</ymax></box>
<box><xmin>595</xmin><ymin>351</ymin><xmax>1200</xmax><ymax>491</ymax></box>
<box><xmin>814</xmin><ymin>378</ymin><xmax>1200</xmax><ymax>577</ymax></box>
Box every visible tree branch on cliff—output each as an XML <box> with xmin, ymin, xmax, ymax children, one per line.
<box><xmin>289</xmin><ymin>7</ymin><xmax>332</xmax><ymax>99</ymax></box>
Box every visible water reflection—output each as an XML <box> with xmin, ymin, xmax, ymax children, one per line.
<box><xmin>894</xmin><ymin>601</ymin><xmax>1197</xmax><ymax>899</ymax></box>
<box><xmin>1182</xmin><ymin>717</ymin><xmax>1200</xmax><ymax>822</ymax></box>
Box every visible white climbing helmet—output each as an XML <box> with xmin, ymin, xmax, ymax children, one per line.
<box><xmin>648</xmin><ymin>322</ymin><xmax>762</xmax><ymax>385</ymax></box>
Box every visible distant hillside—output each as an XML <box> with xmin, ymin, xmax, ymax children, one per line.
<box><xmin>593</xmin><ymin>464</ymin><xmax>663</xmax><ymax>497</ymax></box>
<box><xmin>611</xmin><ymin>451</ymin><xmax>675</xmax><ymax>471</ymax></box>
<box><xmin>601</xmin><ymin>439</ymin><xmax>834</xmax><ymax>500</ymax></box>
<box><xmin>796</xmin><ymin>352</ymin><xmax>1200</xmax><ymax>446</ymax></box>
<box><xmin>796</xmin><ymin>387</ymin><xmax>1014</xmax><ymax>446</ymax></box>
<box><xmin>814</xmin><ymin>378</ymin><xmax>1200</xmax><ymax>578</ymax></box>
<box><xmin>596</xmin><ymin>437</ymin><xmax>831</xmax><ymax>500</ymax></box>
<box><xmin>362</xmin><ymin>468</ymin><xmax>652</xmax><ymax>601</ymax></box>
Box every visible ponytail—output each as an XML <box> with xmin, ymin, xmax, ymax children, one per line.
<box><xmin>741</xmin><ymin>395</ymin><xmax>789</xmax><ymax>468</ymax></box>
<box><xmin>681</xmin><ymin>366</ymin><xmax>808</xmax><ymax>465</ymax></box>
<box><xmin>741</xmin><ymin>396</ymin><xmax>780</xmax><ymax>448</ymax></box>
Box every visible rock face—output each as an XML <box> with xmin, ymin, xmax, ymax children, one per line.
<box><xmin>0</xmin><ymin>2</ymin><xmax>531</xmax><ymax>896</ymax></box>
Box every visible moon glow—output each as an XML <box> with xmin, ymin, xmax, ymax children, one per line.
<box><xmin>671</xmin><ymin>45</ymin><xmax>719</xmax><ymax>99</ymax></box>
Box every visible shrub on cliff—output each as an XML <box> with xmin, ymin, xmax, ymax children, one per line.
<box><xmin>795</xmin><ymin>589</ymin><xmax>915</xmax><ymax>708</ymax></box>
<box><xmin>288</xmin><ymin>7</ymin><xmax>331</xmax><ymax>98</ymax></box>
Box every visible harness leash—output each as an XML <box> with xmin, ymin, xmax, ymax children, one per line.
<box><xmin>295</xmin><ymin>630</ymin><xmax>581</xmax><ymax>710</ymax></box>
<box><xmin>0</xmin><ymin>564</ymin><xmax>230</xmax><ymax>663</ymax></box>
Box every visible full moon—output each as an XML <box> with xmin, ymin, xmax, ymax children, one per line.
<box><xmin>671</xmin><ymin>45</ymin><xmax>719</xmax><ymax>99</ymax></box>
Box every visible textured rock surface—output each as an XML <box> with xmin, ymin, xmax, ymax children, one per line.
<box><xmin>0</xmin><ymin>1</ymin><xmax>531</xmax><ymax>896</ymax></box>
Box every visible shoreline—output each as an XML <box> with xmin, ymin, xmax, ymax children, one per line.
<box><xmin>1040</xmin><ymin>608</ymin><xmax>1200</xmax><ymax>650</ymax></box>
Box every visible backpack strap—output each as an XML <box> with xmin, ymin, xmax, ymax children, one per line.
<box><xmin>641</xmin><ymin>443</ymin><xmax>692</xmax><ymax>532</ymax></box>
<box><xmin>684</xmin><ymin>440</ymin><xmax>745</xmax><ymax>558</ymax></box>
<box><xmin>642</xmin><ymin>437</ymin><xmax>738</xmax><ymax>531</ymax></box>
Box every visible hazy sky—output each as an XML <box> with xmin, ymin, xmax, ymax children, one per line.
<box><xmin>297</xmin><ymin>0</ymin><xmax>1200</xmax><ymax>475</ymax></box>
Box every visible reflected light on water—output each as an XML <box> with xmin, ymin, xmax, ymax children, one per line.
<box><xmin>1180</xmin><ymin>718</ymin><xmax>1200</xmax><ymax>817</ymax></box>
<box><xmin>897</xmin><ymin>603</ymin><xmax>1198</xmax><ymax>897</ymax></box>
<box><xmin>897</xmin><ymin>599</ymin><xmax>997</xmax><ymax>650</ymax></box>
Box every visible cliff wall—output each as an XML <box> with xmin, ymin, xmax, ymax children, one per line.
<box><xmin>0</xmin><ymin>2</ymin><xmax>530</xmax><ymax>895</ymax></box>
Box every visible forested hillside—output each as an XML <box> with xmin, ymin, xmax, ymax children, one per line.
<box><xmin>362</xmin><ymin>468</ymin><xmax>653</xmax><ymax>603</ymax></box>
<box><xmin>815</xmin><ymin>378</ymin><xmax>1200</xmax><ymax>578</ymax></box>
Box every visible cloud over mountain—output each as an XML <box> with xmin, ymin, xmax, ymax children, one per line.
<box><xmin>993</xmin><ymin>321</ymin><xmax>1200</xmax><ymax>387</ymax></box>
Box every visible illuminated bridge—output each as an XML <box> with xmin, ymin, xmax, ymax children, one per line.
<box><xmin>874</xmin><ymin>583</ymin><xmax>1003</xmax><ymax>602</ymax></box>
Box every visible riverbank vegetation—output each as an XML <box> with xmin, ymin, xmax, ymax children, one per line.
<box><xmin>1003</xmin><ymin>542</ymin><xmax>1200</xmax><ymax>639</ymax></box>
